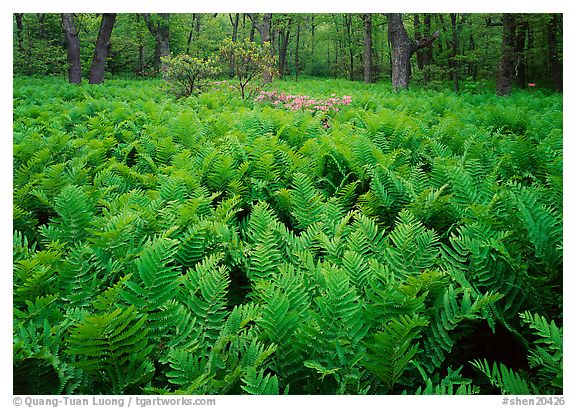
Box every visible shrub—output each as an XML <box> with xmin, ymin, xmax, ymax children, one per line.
<box><xmin>219</xmin><ymin>39</ymin><xmax>276</xmax><ymax>99</ymax></box>
<box><xmin>161</xmin><ymin>55</ymin><xmax>220</xmax><ymax>98</ymax></box>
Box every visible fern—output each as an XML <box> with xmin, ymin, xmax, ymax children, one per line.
<box><xmin>181</xmin><ymin>254</ymin><xmax>230</xmax><ymax>345</ymax></box>
<box><xmin>241</xmin><ymin>367</ymin><xmax>280</xmax><ymax>395</ymax></box>
<box><xmin>289</xmin><ymin>172</ymin><xmax>325</xmax><ymax>230</ymax></box>
<box><xmin>364</xmin><ymin>314</ymin><xmax>428</xmax><ymax>391</ymax></box>
<box><xmin>472</xmin><ymin>359</ymin><xmax>536</xmax><ymax>394</ymax></box>
<box><xmin>519</xmin><ymin>311</ymin><xmax>562</xmax><ymax>391</ymax></box>
<box><xmin>67</xmin><ymin>306</ymin><xmax>154</xmax><ymax>393</ymax></box>
<box><xmin>423</xmin><ymin>286</ymin><xmax>503</xmax><ymax>370</ymax></box>
<box><xmin>48</xmin><ymin>185</ymin><xmax>94</xmax><ymax>244</ymax></box>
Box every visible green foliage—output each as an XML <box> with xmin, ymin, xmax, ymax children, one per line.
<box><xmin>219</xmin><ymin>39</ymin><xmax>276</xmax><ymax>99</ymax></box>
<box><xmin>13</xmin><ymin>76</ymin><xmax>562</xmax><ymax>395</ymax></box>
<box><xmin>162</xmin><ymin>54</ymin><xmax>220</xmax><ymax>98</ymax></box>
<box><xmin>67</xmin><ymin>306</ymin><xmax>154</xmax><ymax>393</ymax></box>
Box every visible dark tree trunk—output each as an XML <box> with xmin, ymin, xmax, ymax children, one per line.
<box><xmin>15</xmin><ymin>14</ymin><xmax>24</xmax><ymax>53</ymax></box>
<box><xmin>89</xmin><ymin>13</ymin><xmax>117</xmax><ymax>84</ymax></box>
<box><xmin>387</xmin><ymin>13</ymin><xmax>439</xmax><ymax>90</ymax></box>
<box><xmin>295</xmin><ymin>22</ymin><xmax>301</xmax><ymax>80</ymax></box>
<box><xmin>386</xmin><ymin>13</ymin><xmax>415</xmax><ymax>90</ymax></box>
<box><xmin>414</xmin><ymin>14</ymin><xmax>424</xmax><ymax>70</ymax></box>
<box><xmin>363</xmin><ymin>13</ymin><xmax>373</xmax><ymax>83</ymax></box>
<box><xmin>496</xmin><ymin>13</ymin><xmax>516</xmax><ymax>96</ymax></box>
<box><xmin>547</xmin><ymin>13</ymin><xmax>562</xmax><ymax>92</ymax></box>
<box><xmin>278</xmin><ymin>23</ymin><xmax>291</xmax><ymax>78</ymax></box>
<box><xmin>143</xmin><ymin>13</ymin><xmax>170</xmax><ymax>74</ymax></box>
<box><xmin>262</xmin><ymin>13</ymin><xmax>272</xmax><ymax>44</ymax></box>
<box><xmin>262</xmin><ymin>13</ymin><xmax>273</xmax><ymax>82</ymax></box>
<box><xmin>422</xmin><ymin>14</ymin><xmax>432</xmax><ymax>82</ymax></box>
<box><xmin>468</xmin><ymin>33</ymin><xmax>478</xmax><ymax>80</ymax></box>
<box><xmin>450</xmin><ymin>13</ymin><xmax>460</xmax><ymax>92</ymax></box>
<box><xmin>229</xmin><ymin>13</ymin><xmax>240</xmax><ymax>75</ymax></box>
<box><xmin>345</xmin><ymin>14</ymin><xmax>354</xmax><ymax>81</ymax></box>
<box><xmin>230</xmin><ymin>13</ymin><xmax>240</xmax><ymax>42</ymax></box>
<box><xmin>61</xmin><ymin>13</ymin><xmax>82</xmax><ymax>84</ymax></box>
<box><xmin>186</xmin><ymin>14</ymin><xmax>196</xmax><ymax>54</ymax></box>
<box><xmin>311</xmin><ymin>15</ymin><xmax>316</xmax><ymax>59</ymax></box>
<box><xmin>38</xmin><ymin>14</ymin><xmax>48</xmax><ymax>40</ymax></box>
<box><xmin>250</xmin><ymin>15</ymin><xmax>256</xmax><ymax>41</ymax></box>
<box><xmin>514</xmin><ymin>15</ymin><xmax>527</xmax><ymax>88</ymax></box>
<box><xmin>139</xmin><ymin>44</ymin><xmax>145</xmax><ymax>73</ymax></box>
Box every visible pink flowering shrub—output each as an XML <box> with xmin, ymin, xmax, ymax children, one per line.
<box><xmin>255</xmin><ymin>90</ymin><xmax>352</xmax><ymax>115</ymax></box>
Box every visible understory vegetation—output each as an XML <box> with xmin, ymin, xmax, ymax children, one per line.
<box><xmin>13</xmin><ymin>76</ymin><xmax>562</xmax><ymax>395</ymax></box>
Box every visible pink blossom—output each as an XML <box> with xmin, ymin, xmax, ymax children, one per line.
<box><xmin>528</xmin><ymin>83</ymin><xmax>536</xmax><ymax>87</ymax></box>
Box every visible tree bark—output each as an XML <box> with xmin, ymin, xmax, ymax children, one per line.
<box><xmin>88</xmin><ymin>13</ymin><xmax>116</xmax><ymax>84</ymax></box>
<box><xmin>262</xmin><ymin>13</ymin><xmax>273</xmax><ymax>82</ymax></box>
<box><xmin>278</xmin><ymin>23</ymin><xmax>291</xmax><ymax>78</ymax></box>
<box><xmin>295</xmin><ymin>21</ymin><xmax>301</xmax><ymax>80</ymax></box>
<box><xmin>514</xmin><ymin>14</ymin><xmax>527</xmax><ymax>88</ymax></box>
<box><xmin>422</xmin><ymin>14</ymin><xmax>432</xmax><ymax>82</ymax></box>
<box><xmin>345</xmin><ymin>14</ymin><xmax>354</xmax><ymax>81</ymax></box>
<box><xmin>228</xmin><ymin>13</ymin><xmax>240</xmax><ymax>76</ymax></box>
<box><xmin>61</xmin><ymin>13</ymin><xmax>82</xmax><ymax>84</ymax></box>
<box><xmin>38</xmin><ymin>14</ymin><xmax>48</xmax><ymax>40</ymax></box>
<box><xmin>450</xmin><ymin>13</ymin><xmax>460</xmax><ymax>92</ymax></box>
<box><xmin>387</xmin><ymin>13</ymin><xmax>439</xmax><ymax>90</ymax></box>
<box><xmin>387</xmin><ymin>14</ymin><xmax>413</xmax><ymax>90</ymax></box>
<box><xmin>250</xmin><ymin>15</ymin><xmax>256</xmax><ymax>41</ymax></box>
<box><xmin>468</xmin><ymin>32</ymin><xmax>478</xmax><ymax>80</ymax></box>
<box><xmin>186</xmin><ymin>14</ymin><xmax>196</xmax><ymax>54</ymax></box>
<box><xmin>414</xmin><ymin>14</ymin><xmax>424</xmax><ymax>70</ymax></box>
<box><xmin>262</xmin><ymin>13</ymin><xmax>272</xmax><ymax>44</ymax></box>
<box><xmin>15</xmin><ymin>14</ymin><xmax>24</xmax><ymax>54</ymax></box>
<box><xmin>363</xmin><ymin>13</ymin><xmax>373</xmax><ymax>83</ymax></box>
<box><xmin>311</xmin><ymin>15</ymin><xmax>316</xmax><ymax>59</ymax></box>
<box><xmin>547</xmin><ymin>13</ymin><xmax>562</xmax><ymax>92</ymax></box>
<box><xmin>142</xmin><ymin>13</ymin><xmax>170</xmax><ymax>73</ymax></box>
<box><xmin>496</xmin><ymin>14</ymin><xmax>516</xmax><ymax>96</ymax></box>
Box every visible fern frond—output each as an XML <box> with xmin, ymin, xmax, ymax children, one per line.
<box><xmin>364</xmin><ymin>314</ymin><xmax>428</xmax><ymax>391</ymax></box>
<box><xmin>67</xmin><ymin>306</ymin><xmax>154</xmax><ymax>393</ymax></box>
<box><xmin>290</xmin><ymin>172</ymin><xmax>325</xmax><ymax>230</ymax></box>
<box><xmin>472</xmin><ymin>359</ymin><xmax>536</xmax><ymax>395</ymax></box>
<box><xmin>241</xmin><ymin>367</ymin><xmax>280</xmax><ymax>395</ymax></box>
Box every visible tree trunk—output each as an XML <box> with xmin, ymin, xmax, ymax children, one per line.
<box><xmin>143</xmin><ymin>13</ymin><xmax>170</xmax><ymax>73</ymax></box>
<box><xmin>295</xmin><ymin>22</ymin><xmax>301</xmax><ymax>81</ymax></box>
<box><xmin>387</xmin><ymin>13</ymin><xmax>415</xmax><ymax>90</ymax></box>
<box><xmin>311</xmin><ymin>15</ymin><xmax>316</xmax><ymax>59</ymax></box>
<box><xmin>15</xmin><ymin>14</ymin><xmax>24</xmax><ymax>54</ymax></box>
<box><xmin>363</xmin><ymin>13</ymin><xmax>373</xmax><ymax>83</ymax></box>
<box><xmin>278</xmin><ymin>24</ymin><xmax>291</xmax><ymax>78</ymax></box>
<box><xmin>414</xmin><ymin>14</ymin><xmax>424</xmax><ymax>70</ymax></box>
<box><xmin>496</xmin><ymin>13</ymin><xmax>516</xmax><ymax>96</ymax></box>
<box><xmin>38</xmin><ymin>13</ymin><xmax>48</xmax><ymax>40</ymax></box>
<box><xmin>514</xmin><ymin>15</ymin><xmax>527</xmax><ymax>88</ymax></box>
<box><xmin>387</xmin><ymin>13</ymin><xmax>439</xmax><ymax>91</ymax></box>
<box><xmin>250</xmin><ymin>15</ymin><xmax>256</xmax><ymax>41</ymax></box>
<box><xmin>262</xmin><ymin>13</ymin><xmax>272</xmax><ymax>44</ymax></box>
<box><xmin>450</xmin><ymin>13</ymin><xmax>460</xmax><ymax>92</ymax></box>
<box><xmin>229</xmin><ymin>13</ymin><xmax>240</xmax><ymax>76</ymax></box>
<box><xmin>468</xmin><ymin>32</ymin><xmax>478</xmax><ymax>80</ymax></box>
<box><xmin>89</xmin><ymin>13</ymin><xmax>117</xmax><ymax>84</ymax></box>
<box><xmin>262</xmin><ymin>13</ymin><xmax>273</xmax><ymax>82</ymax></box>
<box><xmin>345</xmin><ymin>14</ymin><xmax>354</xmax><ymax>81</ymax></box>
<box><xmin>61</xmin><ymin>13</ymin><xmax>82</xmax><ymax>84</ymax></box>
<box><xmin>547</xmin><ymin>13</ymin><xmax>562</xmax><ymax>92</ymax></box>
<box><xmin>422</xmin><ymin>14</ymin><xmax>432</xmax><ymax>82</ymax></box>
<box><xmin>186</xmin><ymin>14</ymin><xmax>196</xmax><ymax>54</ymax></box>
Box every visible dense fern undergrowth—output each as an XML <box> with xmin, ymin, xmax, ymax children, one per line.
<box><xmin>13</xmin><ymin>76</ymin><xmax>563</xmax><ymax>395</ymax></box>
